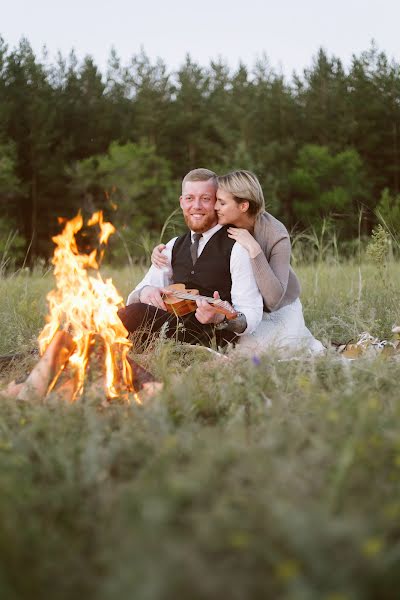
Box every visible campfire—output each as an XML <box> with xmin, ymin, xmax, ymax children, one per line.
<box><xmin>4</xmin><ymin>212</ymin><xmax>158</xmax><ymax>403</ymax></box>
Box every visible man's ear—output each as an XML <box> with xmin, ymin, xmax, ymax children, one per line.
<box><xmin>240</xmin><ymin>201</ymin><xmax>250</xmax><ymax>213</ymax></box>
<box><xmin>179</xmin><ymin>196</ymin><xmax>184</xmax><ymax>209</ymax></box>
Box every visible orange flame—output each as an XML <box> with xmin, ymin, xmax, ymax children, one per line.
<box><xmin>39</xmin><ymin>211</ymin><xmax>133</xmax><ymax>401</ymax></box>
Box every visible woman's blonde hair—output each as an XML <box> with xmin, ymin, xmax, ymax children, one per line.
<box><xmin>217</xmin><ymin>170</ymin><xmax>265</xmax><ymax>216</ymax></box>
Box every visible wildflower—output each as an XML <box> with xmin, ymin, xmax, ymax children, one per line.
<box><xmin>367</xmin><ymin>397</ymin><xmax>379</xmax><ymax>411</ymax></box>
<box><xmin>362</xmin><ymin>536</ymin><xmax>384</xmax><ymax>557</ymax></box>
<box><xmin>275</xmin><ymin>559</ymin><xmax>300</xmax><ymax>581</ymax></box>
<box><xmin>327</xmin><ymin>410</ymin><xmax>339</xmax><ymax>423</ymax></box>
<box><xmin>297</xmin><ymin>374</ymin><xmax>311</xmax><ymax>391</ymax></box>
<box><xmin>383</xmin><ymin>502</ymin><xmax>400</xmax><ymax>520</ymax></box>
<box><xmin>229</xmin><ymin>531</ymin><xmax>251</xmax><ymax>549</ymax></box>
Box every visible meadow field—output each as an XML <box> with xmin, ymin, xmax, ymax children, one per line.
<box><xmin>0</xmin><ymin>256</ymin><xmax>400</xmax><ymax>599</ymax></box>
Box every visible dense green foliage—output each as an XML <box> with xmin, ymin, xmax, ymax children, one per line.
<box><xmin>1</xmin><ymin>36</ymin><xmax>400</xmax><ymax>261</ymax></box>
<box><xmin>0</xmin><ymin>256</ymin><xmax>400</xmax><ymax>598</ymax></box>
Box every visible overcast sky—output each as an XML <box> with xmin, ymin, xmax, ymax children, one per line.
<box><xmin>2</xmin><ymin>0</ymin><xmax>400</xmax><ymax>76</ymax></box>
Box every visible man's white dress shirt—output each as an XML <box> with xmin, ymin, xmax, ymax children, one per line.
<box><xmin>127</xmin><ymin>224</ymin><xmax>263</xmax><ymax>335</ymax></box>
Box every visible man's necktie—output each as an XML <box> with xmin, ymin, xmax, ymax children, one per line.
<box><xmin>190</xmin><ymin>233</ymin><xmax>202</xmax><ymax>265</ymax></box>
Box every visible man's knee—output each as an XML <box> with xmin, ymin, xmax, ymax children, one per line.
<box><xmin>118</xmin><ymin>302</ymin><xmax>173</xmax><ymax>334</ymax></box>
<box><xmin>118</xmin><ymin>303</ymin><xmax>152</xmax><ymax>333</ymax></box>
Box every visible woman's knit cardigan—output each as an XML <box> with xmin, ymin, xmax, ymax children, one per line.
<box><xmin>251</xmin><ymin>212</ymin><xmax>300</xmax><ymax>312</ymax></box>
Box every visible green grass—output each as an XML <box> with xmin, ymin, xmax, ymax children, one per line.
<box><xmin>0</xmin><ymin>260</ymin><xmax>400</xmax><ymax>599</ymax></box>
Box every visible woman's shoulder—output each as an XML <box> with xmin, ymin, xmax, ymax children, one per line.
<box><xmin>255</xmin><ymin>212</ymin><xmax>290</xmax><ymax>241</ymax></box>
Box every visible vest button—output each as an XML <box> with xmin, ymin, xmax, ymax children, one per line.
<box><xmin>191</xmin><ymin>270</ymin><xmax>194</xmax><ymax>274</ymax></box>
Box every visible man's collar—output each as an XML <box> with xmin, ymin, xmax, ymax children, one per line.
<box><xmin>190</xmin><ymin>224</ymin><xmax>222</xmax><ymax>242</ymax></box>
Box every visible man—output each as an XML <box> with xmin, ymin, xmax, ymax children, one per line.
<box><xmin>118</xmin><ymin>168</ymin><xmax>263</xmax><ymax>348</ymax></box>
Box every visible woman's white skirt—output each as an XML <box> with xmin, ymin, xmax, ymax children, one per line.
<box><xmin>237</xmin><ymin>299</ymin><xmax>324</xmax><ymax>355</ymax></box>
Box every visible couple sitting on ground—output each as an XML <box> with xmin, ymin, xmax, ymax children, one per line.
<box><xmin>118</xmin><ymin>168</ymin><xmax>323</xmax><ymax>355</ymax></box>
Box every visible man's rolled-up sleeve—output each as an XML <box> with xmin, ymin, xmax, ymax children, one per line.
<box><xmin>230</xmin><ymin>243</ymin><xmax>263</xmax><ymax>335</ymax></box>
<box><xmin>126</xmin><ymin>238</ymin><xmax>176</xmax><ymax>305</ymax></box>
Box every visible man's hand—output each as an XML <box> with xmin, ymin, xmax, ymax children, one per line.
<box><xmin>195</xmin><ymin>291</ymin><xmax>227</xmax><ymax>325</ymax></box>
<box><xmin>139</xmin><ymin>285</ymin><xmax>168</xmax><ymax>311</ymax></box>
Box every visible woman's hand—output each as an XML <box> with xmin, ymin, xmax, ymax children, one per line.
<box><xmin>227</xmin><ymin>228</ymin><xmax>262</xmax><ymax>259</ymax></box>
<box><xmin>151</xmin><ymin>244</ymin><xmax>168</xmax><ymax>269</ymax></box>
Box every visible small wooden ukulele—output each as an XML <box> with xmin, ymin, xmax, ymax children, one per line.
<box><xmin>162</xmin><ymin>283</ymin><xmax>238</xmax><ymax>319</ymax></box>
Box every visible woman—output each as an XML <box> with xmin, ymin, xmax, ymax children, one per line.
<box><xmin>152</xmin><ymin>170</ymin><xmax>323</xmax><ymax>355</ymax></box>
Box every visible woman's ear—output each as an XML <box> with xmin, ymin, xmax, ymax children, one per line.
<box><xmin>240</xmin><ymin>201</ymin><xmax>250</xmax><ymax>213</ymax></box>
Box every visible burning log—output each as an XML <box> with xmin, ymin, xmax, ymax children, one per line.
<box><xmin>1</xmin><ymin>345</ymin><xmax>162</xmax><ymax>403</ymax></box>
<box><xmin>126</xmin><ymin>355</ymin><xmax>160</xmax><ymax>393</ymax></box>
<box><xmin>139</xmin><ymin>381</ymin><xmax>164</xmax><ymax>399</ymax></box>
<box><xmin>53</xmin><ymin>376</ymin><xmax>80</xmax><ymax>403</ymax></box>
<box><xmin>1</xmin><ymin>380</ymin><xmax>24</xmax><ymax>399</ymax></box>
<box><xmin>17</xmin><ymin>331</ymin><xmax>76</xmax><ymax>401</ymax></box>
<box><xmin>46</xmin><ymin>361</ymin><xmax>81</xmax><ymax>403</ymax></box>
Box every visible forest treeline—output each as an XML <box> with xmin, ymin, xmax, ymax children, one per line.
<box><xmin>1</xmin><ymin>35</ymin><xmax>400</xmax><ymax>262</ymax></box>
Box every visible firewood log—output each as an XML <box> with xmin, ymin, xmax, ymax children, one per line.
<box><xmin>17</xmin><ymin>331</ymin><xmax>76</xmax><ymax>401</ymax></box>
<box><xmin>126</xmin><ymin>355</ymin><xmax>160</xmax><ymax>393</ymax></box>
<box><xmin>0</xmin><ymin>380</ymin><xmax>24</xmax><ymax>399</ymax></box>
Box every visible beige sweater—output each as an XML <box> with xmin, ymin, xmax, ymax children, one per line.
<box><xmin>251</xmin><ymin>212</ymin><xmax>300</xmax><ymax>312</ymax></box>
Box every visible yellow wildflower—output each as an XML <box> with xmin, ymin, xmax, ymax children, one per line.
<box><xmin>362</xmin><ymin>537</ymin><xmax>384</xmax><ymax>557</ymax></box>
<box><xmin>275</xmin><ymin>559</ymin><xmax>300</xmax><ymax>581</ymax></box>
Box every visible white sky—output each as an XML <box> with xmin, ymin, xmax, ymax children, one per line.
<box><xmin>2</xmin><ymin>0</ymin><xmax>400</xmax><ymax>76</ymax></box>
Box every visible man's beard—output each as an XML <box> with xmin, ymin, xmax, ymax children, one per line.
<box><xmin>183</xmin><ymin>212</ymin><xmax>218</xmax><ymax>233</ymax></box>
